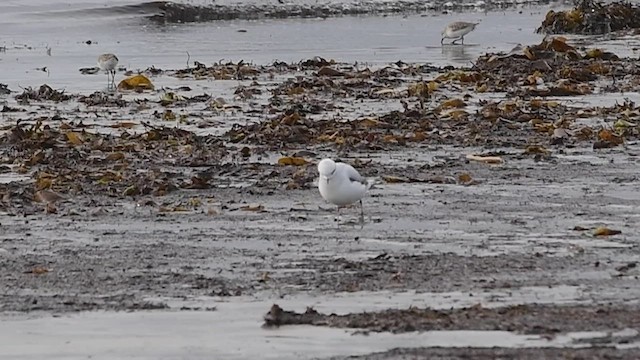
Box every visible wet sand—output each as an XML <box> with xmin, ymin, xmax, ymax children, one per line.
<box><xmin>1</xmin><ymin>142</ymin><xmax>640</xmax><ymax>358</ymax></box>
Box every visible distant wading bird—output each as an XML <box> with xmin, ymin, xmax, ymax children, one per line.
<box><xmin>441</xmin><ymin>21</ymin><xmax>479</xmax><ymax>45</ymax></box>
<box><xmin>97</xmin><ymin>53</ymin><xmax>119</xmax><ymax>90</ymax></box>
<box><xmin>317</xmin><ymin>158</ymin><xmax>374</xmax><ymax>221</ymax></box>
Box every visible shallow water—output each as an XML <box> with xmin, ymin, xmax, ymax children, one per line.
<box><xmin>0</xmin><ymin>1</ymin><xmax>552</xmax><ymax>93</ymax></box>
<box><xmin>3</xmin><ymin>0</ymin><xmax>638</xmax><ymax>99</ymax></box>
<box><xmin>2</xmin><ymin>305</ymin><xmax>637</xmax><ymax>360</ymax></box>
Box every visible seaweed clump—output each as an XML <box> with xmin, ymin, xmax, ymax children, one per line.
<box><xmin>537</xmin><ymin>0</ymin><xmax>640</xmax><ymax>35</ymax></box>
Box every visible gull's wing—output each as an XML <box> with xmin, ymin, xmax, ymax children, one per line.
<box><xmin>337</xmin><ymin>162</ymin><xmax>366</xmax><ymax>184</ymax></box>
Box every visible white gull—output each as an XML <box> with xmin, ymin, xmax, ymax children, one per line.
<box><xmin>317</xmin><ymin>158</ymin><xmax>374</xmax><ymax>220</ymax></box>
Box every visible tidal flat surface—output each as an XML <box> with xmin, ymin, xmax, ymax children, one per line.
<box><xmin>1</xmin><ymin>1</ymin><xmax>640</xmax><ymax>359</ymax></box>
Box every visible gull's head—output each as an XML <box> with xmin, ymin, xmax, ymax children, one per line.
<box><xmin>318</xmin><ymin>158</ymin><xmax>337</xmax><ymax>179</ymax></box>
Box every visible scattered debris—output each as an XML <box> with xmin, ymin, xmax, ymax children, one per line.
<box><xmin>277</xmin><ymin>157</ymin><xmax>308</xmax><ymax>166</ymax></box>
<box><xmin>466</xmin><ymin>154</ymin><xmax>504</xmax><ymax>164</ymax></box>
<box><xmin>174</xmin><ymin>59</ymin><xmax>261</xmax><ymax>81</ymax></box>
<box><xmin>79</xmin><ymin>91</ymin><xmax>129</xmax><ymax>107</ymax></box>
<box><xmin>79</xmin><ymin>66</ymin><xmax>100</xmax><ymax>75</ymax></box>
<box><xmin>28</xmin><ymin>266</ymin><xmax>50</xmax><ymax>275</ymax></box>
<box><xmin>0</xmin><ymin>83</ymin><xmax>11</xmax><ymax>95</ymax></box>
<box><xmin>15</xmin><ymin>84</ymin><xmax>72</xmax><ymax>103</ymax></box>
<box><xmin>593</xmin><ymin>226</ymin><xmax>622</xmax><ymax>236</ymax></box>
<box><xmin>118</xmin><ymin>74</ymin><xmax>155</xmax><ymax>91</ymax></box>
<box><xmin>615</xmin><ymin>262</ymin><xmax>637</xmax><ymax>272</ymax></box>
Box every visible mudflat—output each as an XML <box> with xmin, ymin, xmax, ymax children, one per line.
<box><xmin>1</xmin><ymin>9</ymin><xmax>640</xmax><ymax>358</ymax></box>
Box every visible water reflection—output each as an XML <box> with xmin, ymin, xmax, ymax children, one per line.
<box><xmin>441</xmin><ymin>44</ymin><xmax>474</xmax><ymax>64</ymax></box>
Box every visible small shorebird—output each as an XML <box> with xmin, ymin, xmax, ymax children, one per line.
<box><xmin>441</xmin><ymin>21</ymin><xmax>479</xmax><ymax>45</ymax></box>
<box><xmin>317</xmin><ymin>158</ymin><xmax>374</xmax><ymax>222</ymax></box>
<box><xmin>97</xmin><ymin>53</ymin><xmax>119</xmax><ymax>90</ymax></box>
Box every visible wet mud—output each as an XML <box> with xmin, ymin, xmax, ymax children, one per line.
<box><xmin>1</xmin><ymin>32</ymin><xmax>640</xmax><ymax>358</ymax></box>
<box><xmin>146</xmin><ymin>0</ymin><xmax>566</xmax><ymax>24</ymax></box>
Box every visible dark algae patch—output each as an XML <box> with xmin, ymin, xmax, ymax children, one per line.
<box><xmin>264</xmin><ymin>303</ymin><xmax>640</xmax><ymax>334</ymax></box>
<box><xmin>330</xmin><ymin>348</ymin><xmax>640</xmax><ymax>360</ymax></box>
<box><xmin>0</xmin><ymin>120</ymin><xmax>229</xmax><ymax>214</ymax></box>
<box><xmin>537</xmin><ymin>0</ymin><xmax>640</xmax><ymax>35</ymax></box>
<box><xmin>3</xmin><ymin>39</ymin><xmax>640</xmax><ymax>215</ymax></box>
<box><xmin>146</xmin><ymin>0</ymin><xmax>568</xmax><ymax>24</ymax></box>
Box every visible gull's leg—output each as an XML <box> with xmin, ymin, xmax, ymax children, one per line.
<box><xmin>461</xmin><ymin>36</ymin><xmax>465</xmax><ymax>45</ymax></box>
<box><xmin>359</xmin><ymin>199</ymin><xmax>364</xmax><ymax>227</ymax></box>
<box><xmin>110</xmin><ymin>70</ymin><xmax>116</xmax><ymax>90</ymax></box>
